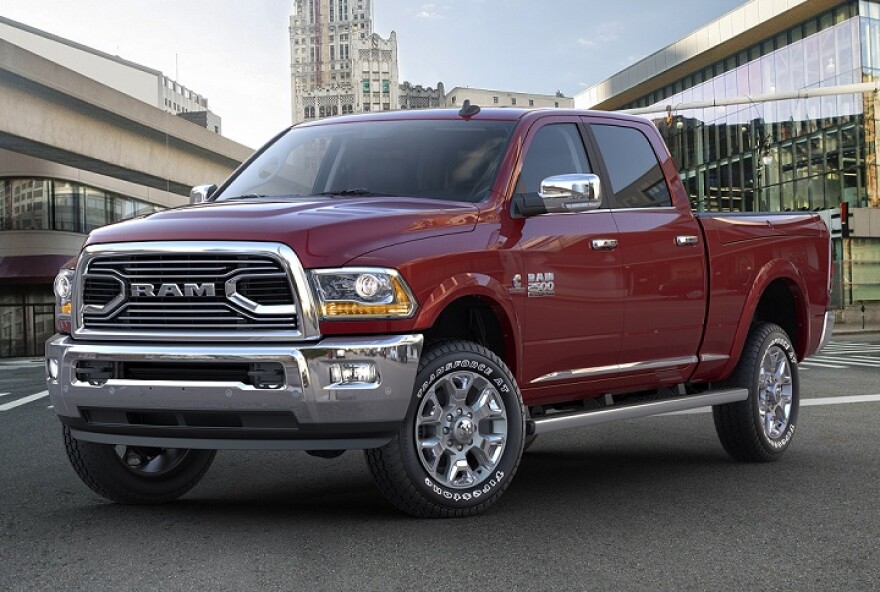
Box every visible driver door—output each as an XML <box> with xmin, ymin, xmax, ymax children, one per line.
<box><xmin>513</xmin><ymin>119</ymin><xmax>625</xmax><ymax>403</ymax></box>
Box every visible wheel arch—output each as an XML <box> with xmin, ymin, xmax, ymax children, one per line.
<box><xmin>414</xmin><ymin>273</ymin><xmax>520</xmax><ymax>378</ymax></box>
<box><xmin>720</xmin><ymin>260</ymin><xmax>810</xmax><ymax>378</ymax></box>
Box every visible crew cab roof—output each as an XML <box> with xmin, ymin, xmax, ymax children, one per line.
<box><xmin>293</xmin><ymin>107</ymin><xmax>652</xmax><ymax>128</ymax></box>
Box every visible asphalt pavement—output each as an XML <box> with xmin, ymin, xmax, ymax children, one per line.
<box><xmin>1</xmin><ymin>337</ymin><xmax>879</xmax><ymax>591</ymax></box>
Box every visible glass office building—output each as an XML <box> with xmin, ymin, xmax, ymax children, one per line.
<box><xmin>577</xmin><ymin>0</ymin><xmax>880</xmax><ymax>307</ymax></box>
<box><xmin>0</xmin><ymin>178</ymin><xmax>164</xmax><ymax>357</ymax></box>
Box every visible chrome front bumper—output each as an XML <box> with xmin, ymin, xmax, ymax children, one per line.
<box><xmin>45</xmin><ymin>334</ymin><xmax>422</xmax><ymax>450</ymax></box>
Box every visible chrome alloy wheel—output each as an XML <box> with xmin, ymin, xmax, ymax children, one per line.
<box><xmin>114</xmin><ymin>446</ymin><xmax>191</xmax><ymax>477</ymax></box>
<box><xmin>757</xmin><ymin>345</ymin><xmax>794</xmax><ymax>440</ymax></box>
<box><xmin>414</xmin><ymin>370</ymin><xmax>508</xmax><ymax>489</ymax></box>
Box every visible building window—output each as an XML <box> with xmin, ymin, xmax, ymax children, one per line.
<box><xmin>529</xmin><ymin>99</ymin><xmax>534</xmax><ymax>107</ymax></box>
<box><xmin>451</xmin><ymin>96</ymin><xmax>456</xmax><ymax>105</ymax></box>
<box><xmin>363</xmin><ymin>79</ymin><xmax>370</xmax><ymax>93</ymax></box>
<box><xmin>0</xmin><ymin>178</ymin><xmax>49</xmax><ymax>230</ymax></box>
<box><xmin>511</xmin><ymin>98</ymin><xmax>517</xmax><ymax>106</ymax></box>
<box><xmin>382</xmin><ymin>79</ymin><xmax>390</xmax><ymax>93</ymax></box>
<box><xmin>493</xmin><ymin>96</ymin><xmax>499</xmax><ymax>104</ymax></box>
<box><xmin>1</xmin><ymin>177</ymin><xmax>160</xmax><ymax>234</ymax></box>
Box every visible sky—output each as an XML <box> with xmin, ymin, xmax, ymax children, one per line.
<box><xmin>0</xmin><ymin>0</ymin><xmax>744</xmax><ymax>148</ymax></box>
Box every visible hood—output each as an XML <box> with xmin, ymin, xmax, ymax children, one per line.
<box><xmin>84</xmin><ymin>197</ymin><xmax>480</xmax><ymax>267</ymax></box>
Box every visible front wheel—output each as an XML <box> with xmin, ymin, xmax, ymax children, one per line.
<box><xmin>713</xmin><ymin>322</ymin><xmax>800</xmax><ymax>462</ymax></box>
<box><xmin>365</xmin><ymin>340</ymin><xmax>525</xmax><ymax>517</ymax></box>
<box><xmin>63</xmin><ymin>426</ymin><xmax>216</xmax><ymax>504</ymax></box>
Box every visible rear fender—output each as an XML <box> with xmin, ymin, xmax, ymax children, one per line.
<box><xmin>718</xmin><ymin>259</ymin><xmax>809</xmax><ymax>379</ymax></box>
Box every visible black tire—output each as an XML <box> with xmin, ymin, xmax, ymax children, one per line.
<box><xmin>365</xmin><ymin>340</ymin><xmax>525</xmax><ymax>518</ymax></box>
<box><xmin>63</xmin><ymin>426</ymin><xmax>216</xmax><ymax>504</ymax></box>
<box><xmin>713</xmin><ymin>322</ymin><xmax>800</xmax><ymax>462</ymax></box>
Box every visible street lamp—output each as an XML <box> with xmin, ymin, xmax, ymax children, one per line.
<box><xmin>754</xmin><ymin>132</ymin><xmax>773</xmax><ymax>211</ymax></box>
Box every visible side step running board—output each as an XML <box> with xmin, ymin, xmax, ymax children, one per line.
<box><xmin>530</xmin><ymin>388</ymin><xmax>748</xmax><ymax>435</ymax></box>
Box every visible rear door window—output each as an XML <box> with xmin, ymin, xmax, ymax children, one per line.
<box><xmin>590</xmin><ymin>124</ymin><xmax>672</xmax><ymax>208</ymax></box>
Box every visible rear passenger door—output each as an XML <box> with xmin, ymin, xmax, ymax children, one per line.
<box><xmin>584</xmin><ymin>118</ymin><xmax>706</xmax><ymax>385</ymax></box>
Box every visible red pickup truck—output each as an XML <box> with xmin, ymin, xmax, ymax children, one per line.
<box><xmin>47</xmin><ymin>107</ymin><xmax>833</xmax><ymax>517</ymax></box>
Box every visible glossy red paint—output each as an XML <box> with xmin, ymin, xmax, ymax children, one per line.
<box><xmin>85</xmin><ymin>197</ymin><xmax>480</xmax><ymax>269</ymax></box>
<box><xmin>693</xmin><ymin>213</ymin><xmax>829</xmax><ymax>382</ymax></box>
<box><xmin>78</xmin><ymin>108</ymin><xmax>832</xmax><ymax>406</ymax></box>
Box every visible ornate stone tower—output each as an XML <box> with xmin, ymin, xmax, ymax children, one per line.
<box><xmin>290</xmin><ymin>0</ymin><xmax>399</xmax><ymax>124</ymax></box>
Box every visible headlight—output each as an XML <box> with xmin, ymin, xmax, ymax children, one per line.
<box><xmin>311</xmin><ymin>268</ymin><xmax>416</xmax><ymax>319</ymax></box>
<box><xmin>54</xmin><ymin>272</ymin><xmax>73</xmax><ymax>300</ymax></box>
<box><xmin>54</xmin><ymin>267</ymin><xmax>76</xmax><ymax>333</ymax></box>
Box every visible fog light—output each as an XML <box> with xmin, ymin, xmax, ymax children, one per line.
<box><xmin>329</xmin><ymin>362</ymin><xmax>378</xmax><ymax>386</ymax></box>
<box><xmin>47</xmin><ymin>358</ymin><xmax>59</xmax><ymax>380</ymax></box>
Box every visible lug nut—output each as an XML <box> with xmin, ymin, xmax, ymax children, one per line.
<box><xmin>457</xmin><ymin>445</ymin><xmax>463</xmax><ymax>451</ymax></box>
<box><xmin>446</xmin><ymin>414</ymin><xmax>453</xmax><ymax>421</ymax></box>
<box><xmin>467</xmin><ymin>412</ymin><xmax>472</xmax><ymax>418</ymax></box>
<box><xmin>443</xmin><ymin>427</ymin><xmax>449</xmax><ymax>434</ymax></box>
<box><xmin>457</xmin><ymin>408</ymin><xmax>463</xmax><ymax>415</ymax></box>
<box><xmin>447</xmin><ymin>440</ymin><xmax>453</xmax><ymax>446</ymax></box>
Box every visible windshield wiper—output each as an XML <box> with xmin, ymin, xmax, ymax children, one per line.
<box><xmin>316</xmin><ymin>188</ymin><xmax>396</xmax><ymax>197</ymax></box>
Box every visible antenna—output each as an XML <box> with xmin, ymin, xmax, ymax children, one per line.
<box><xmin>459</xmin><ymin>99</ymin><xmax>480</xmax><ymax>118</ymax></box>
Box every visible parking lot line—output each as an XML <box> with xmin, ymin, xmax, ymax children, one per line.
<box><xmin>665</xmin><ymin>394</ymin><xmax>880</xmax><ymax>416</ymax></box>
<box><xmin>0</xmin><ymin>391</ymin><xmax>49</xmax><ymax>412</ymax></box>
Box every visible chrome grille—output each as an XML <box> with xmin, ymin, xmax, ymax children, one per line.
<box><xmin>80</xmin><ymin>253</ymin><xmax>298</xmax><ymax>332</ymax></box>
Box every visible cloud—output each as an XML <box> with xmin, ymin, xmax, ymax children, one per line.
<box><xmin>578</xmin><ymin>22</ymin><xmax>622</xmax><ymax>48</ymax></box>
<box><xmin>415</xmin><ymin>3</ymin><xmax>443</xmax><ymax>19</ymax></box>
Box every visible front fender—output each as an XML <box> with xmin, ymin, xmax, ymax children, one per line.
<box><xmin>412</xmin><ymin>272</ymin><xmax>520</xmax><ymax>332</ymax></box>
<box><xmin>412</xmin><ymin>273</ymin><xmax>521</xmax><ymax>380</ymax></box>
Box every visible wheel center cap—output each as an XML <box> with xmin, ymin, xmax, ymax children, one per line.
<box><xmin>453</xmin><ymin>418</ymin><xmax>476</xmax><ymax>444</ymax></box>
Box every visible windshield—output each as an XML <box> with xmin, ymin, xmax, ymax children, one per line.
<box><xmin>216</xmin><ymin>119</ymin><xmax>516</xmax><ymax>203</ymax></box>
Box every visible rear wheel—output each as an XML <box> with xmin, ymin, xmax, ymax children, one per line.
<box><xmin>63</xmin><ymin>426</ymin><xmax>216</xmax><ymax>503</ymax></box>
<box><xmin>365</xmin><ymin>340</ymin><xmax>525</xmax><ymax>517</ymax></box>
<box><xmin>713</xmin><ymin>322</ymin><xmax>799</xmax><ymax>462</ymax></box>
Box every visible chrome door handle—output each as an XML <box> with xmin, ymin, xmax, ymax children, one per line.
<box><xmin>675</xmin><ymin>235</ymin><xmax>699</xmax><ymax>246</ymax></box>
<box><xmin>591</xmin><ymin>238</ymin><xmax>619</xmax><ymax>251</ymax></box>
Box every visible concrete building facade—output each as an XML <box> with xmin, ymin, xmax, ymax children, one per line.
<box><xmin>445</xmin><ymin>87</ymin><xmax>573</xmax><ymax>110</ymax></box>
<box><xmin>398</xmin><ymin>81</ymin><xmax>445</xmax><ymax>110</ymax></box>
<box><xmin>0</xmin><ymin>16</ymin><xmax>220</xmax><ymax>131</ymax></box>
<box><xmin>576</xmin><ymin>0</ymin><xmax>880</xmax><ymax>310</ymax></box>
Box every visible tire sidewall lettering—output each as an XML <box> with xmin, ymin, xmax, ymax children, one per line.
<box><xmin>767</xmin><ymin>336</ymin><xmax>797</xmax><ymax>364</ymax></box>
<box><xmin>424</xmin><ymin>471</ymin><xmax>507</xmax><ymax>503</ymax></box>
<box><xmin>768</xmin><ymin>422</ymin><xmax>795</xmax><ymax>449</ymax></box>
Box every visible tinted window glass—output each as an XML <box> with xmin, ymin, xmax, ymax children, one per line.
<box><xmin>517</xmin><ymin>124</ymin><xmax>591</xmax><ymax>194</ymax></box>
<box><xmin>591</xmin><ymin>124</ymin><xmax>672</xmax><ymax>208</ymax></box>
<box><xmin>218</xmin><ymin>120</ymin><xmax>515</xmax><ymax>203</ymax></box>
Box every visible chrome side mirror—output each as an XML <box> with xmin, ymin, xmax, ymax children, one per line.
<box><xmin>539</xmin><ymin>174</ymin><xmax>602</xmax><ymax>213</ymax></box>
<box><xmin>190</xmin><ymin>184</ymin><xmax>217</xmax><ymax>204</ymax></box>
